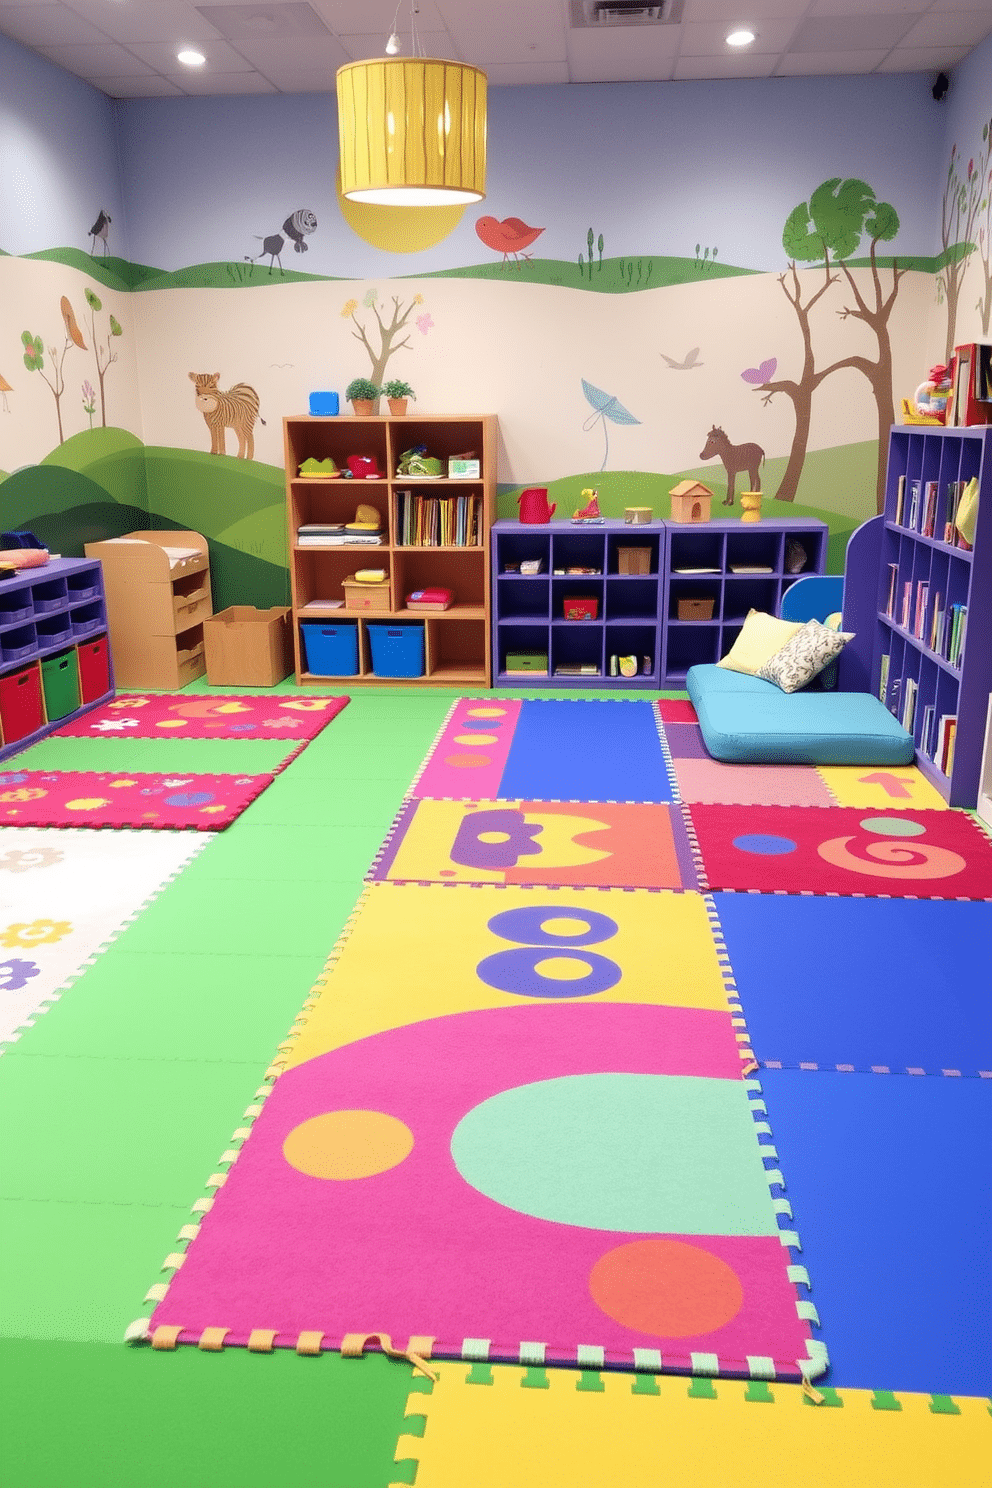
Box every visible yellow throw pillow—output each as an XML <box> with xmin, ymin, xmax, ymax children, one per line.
<box><xmin>716</xmin><ymin>609</ymin><xmax>803</xmax><ymax>676</ymax></box>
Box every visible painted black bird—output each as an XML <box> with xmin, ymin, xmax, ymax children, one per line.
<box><xmin>89</xmin><ymin>210</ymin><xmax>111</xmax><ymax>256</ymax></box>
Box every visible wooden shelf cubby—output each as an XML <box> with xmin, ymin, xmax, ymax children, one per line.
<box><xmin>284</xmin><ymin>414</ymin><xmax>496</xmax><ymax>686</ymax></box>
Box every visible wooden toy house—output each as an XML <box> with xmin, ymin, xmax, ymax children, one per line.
<box><xmin>669</xmin><ymin>481</ymin><xmax>714</xmax><ymax>524</ymax></box>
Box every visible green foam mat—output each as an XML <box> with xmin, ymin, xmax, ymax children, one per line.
<box><xmin>192</xmin><ymin>821</ymin><xmax>386</xmax><ymax>883</ymax></box>
<box><xmin>0</xmin><ymin>948</ymin><xmax>329</xmax><ymax>1063</ymax></box>
<box><xmin>11</xmin><ymin>733</ymin><xmax>296</xmax><ymax>774</ymax></box>
<box><xmin>0</xmin><ymin>1338</ymin><xmax>412</xmax><ymax>1488</ymax></box>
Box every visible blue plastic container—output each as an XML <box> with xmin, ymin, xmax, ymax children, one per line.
<box><xmin>308</xmin><ymin>390</ymin><xmax>340</xmax><ymax>416</ymax></box>
<box><xmin>367</xmin><ymin>622</ymin><xmax>425</xmax><ymax>678</ymax></box>
<box><xmin>301</xmin><ymin>621</ymin><xmax>358</xmax><ymax>676</ymax></box>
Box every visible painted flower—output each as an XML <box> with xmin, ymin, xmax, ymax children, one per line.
<box><xmin>161</xmin><ymin>779</ymin><xmax>193</xmax><ymax>788</ymax></box>
<box><xmin>363</xmin><ymin>288</ymin><xmax>378</xmax><ymax>307</ymax></box>
<box><xmin>413</xmin><ymin>293</ymin><xmax>424</xmax><ymax>305</ymax></box>
<box><xmin>0</xmin><ymin>847</ymin><xmax>63</xmax><ymax>873</ymax></box>
<box><xmin>416</xmin><ymin>313</ymin><xmax>434</xmax><ymax>334</ymax></box>
<box><xmin>341</xmin><ymin>299</ymin><xmax>358</xmax><ymax>318</ymax></box>
<box><xmin>21</xmin><ymin>332</ymin><xmax>44</xmax><ymax>371</ymax></box>
<box><xmin>1</xmin><ymin>920</ymin><xmax>72</xmax><ymax>950</ymax></box>
<box><xmin>0</xmin><ymin>957</ymin><xmax>41</xmax><ymax>992</ymax></box>
<box><xmin>109</xmin><ymin>698</ymin><xmax>149</xmax><ymax>709</ymax></box>
<box><xmin>92</xmin><ymin>718</ymin><xmax>140</xmax><ymax>731</ymax></box>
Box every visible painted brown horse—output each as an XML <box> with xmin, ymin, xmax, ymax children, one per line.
<box><xmin>699</xmin><ymin>425</ymin><xmax>764</xmax><ymax>506</ymax></box>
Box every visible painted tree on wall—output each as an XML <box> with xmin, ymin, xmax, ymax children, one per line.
<box><xmin>937</xmin><ymin>129</ymin><xmax>991</xmax><ymax>360</ymax></box>
<box><xmin>341</xmin><ymin>288</ymin><xmax>430</xmax><ymax>411</ymax></box>
<box><xmin>20</xmin><ymin>297</ymin><xmax>87</xmax><ymax>445</ymax></box>
<box><xmin>974</xmin><ymin>119</ymin><xmax>992</xmax><ymax>337</ymax></box>
<box><xmin>755</xmin><ymin>178</ymin><xmax>901</xmax><ymax>512</ymax></box>
<box><xmin>83</xmin><ymin>288</ymin><xmax>123</xmax><ymax>428</ymax></box>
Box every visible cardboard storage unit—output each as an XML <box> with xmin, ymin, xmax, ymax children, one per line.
<box><xmin>84</xmin><ymin>531</ymin><xmax>212</xmax><ymax>688</ymax></box>
<box><xmin>203</xmin><ymin>606</ymin><xmax>293</xmax><ymax>686</ymax></box>
<box><xmin>617</xmin><ymin>546</ymin><xmax>653</xmax><ymax>575</ymax></box>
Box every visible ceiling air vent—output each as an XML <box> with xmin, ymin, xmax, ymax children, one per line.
<box><xmin>569</xmin><ymin>0</ymin><xmax>684</xmax><ymax>26</ymax></box>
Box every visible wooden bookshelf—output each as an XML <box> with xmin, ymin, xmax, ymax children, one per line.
<box><xmin>284</xmin><ymin>414</ymin><xmax>496</xmax><ymax>686</ymax></box>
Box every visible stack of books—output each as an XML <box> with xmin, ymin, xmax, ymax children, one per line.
<box><xmin>297</xmin><ymin>524</ymin><xmax>383</xmax><ymax>547</ymax></box>
<box><xmin>396</xmin><ymin>493</ymin><xmax>482</xmax><ymax>547</ymax></box>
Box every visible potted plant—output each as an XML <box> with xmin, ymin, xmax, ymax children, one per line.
<box><xmin>345</xmin><ymin>377</ymin><xmax>382</xmax><ymax>416</ymax></box>
<box><xmin>383</xmin><ymin>379</ymin><xmax>415</xmax><ymax>416</ymax></box>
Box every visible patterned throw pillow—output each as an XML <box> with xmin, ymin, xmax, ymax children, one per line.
<box><xmin>757</xmin><ymin>618</ymin><xmax>854</xmax><ymax>693</ymax></box>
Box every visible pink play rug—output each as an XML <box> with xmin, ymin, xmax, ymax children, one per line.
<box><xmin>55</xmin><ymin>693</ymin><xmax>349</xmax><ymax>755</ymax></box>
<box><xmin>0</xmin><ymin>771</ymin><xmax>273</xmax><ymax>830</ymax></box>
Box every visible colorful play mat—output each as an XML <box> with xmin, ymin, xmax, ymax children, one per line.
<box><xmin>0</xmin><ymin>771</ymin><xmax>274</xmax><ymax>830</ymax></box>
<box><xmin>139</xmin><ymin>696</ymin><xmax>991</xmax><ymax>1398</ymax></box>
<box><xmin>55</xmin><ymin>693</ymin><xmax>348</xmax><ymax>755</ymax></box>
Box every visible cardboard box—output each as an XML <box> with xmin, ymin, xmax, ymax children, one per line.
<box><xmin>617</xmin><ymin>546</ymin><xmax>652</xmax><ymax>575</ymax></box>
<box><xmin>343</xmin><ymin>575</ymin><xmax>391</xmax><ymax>612</ymax></box>
<box><xmin>203</xmin><ymin>606</ymin><xmax>293</xmax><ymax>687</ymax></box>
<box><xmin>678</xmin><ymin>597</ymin><xmax>715</xmax><ymax>620</ymax></box>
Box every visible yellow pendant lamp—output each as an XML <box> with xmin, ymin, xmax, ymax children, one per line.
<box><xmin>337</xmin><ymin>58</ymin><xmax>487</xmax><ymax>206</ymax></box>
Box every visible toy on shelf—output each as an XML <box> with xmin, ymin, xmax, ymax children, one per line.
<box><xmin>572</xmin><ymin>488</ymin><xmax>604</xmax><ymax>523</ymax></box>
<box><xmin>299</xmin><ymin>457</ymin><xmax>340</xmax><ymax>478</ymax></box>
<box><xmin>624</xmin><ymin>506</ymin><xmax>652</xmax><ymax>524</ymax></box>
<box><xmin>903</xmin><ymin>362</ymin><xmax>952</xmax><ymax>424</ymax></box>
<box><xmin>346</xmin><ymin>503</ymin><xmax>382</xmax><ymax>535</ymax></box>
<box><xmin>308</xmin><ymin>391</ymin><xmax>340</xmax><ymax>416</ymax></box>
<box><xmin>406</xmin><ymin>587</ymin><xmax>452</xmax><ymax>612</ymax></box>
<box><xmin>740</xmin><ymin>490</ymin><xmax>763</xmax><ymax>523</ymax></box>
<box><xmin>517</xmin><ymin>488</ymin><xmax>556</xmax><ymax>523</ymax></box>
<box><xmin>347</xmin><ymin>454</ymin><xmax>382</xmax><ymax>479</ymax></box>
<box><xmin>668</xmin><ymin>481</ymin><xmax>713</xmax><ymax>523</ymax></box>
<box><xmin>398</xmin><ymin>446</ymin><xmax>444</xmax><ymax>477</ymax></box>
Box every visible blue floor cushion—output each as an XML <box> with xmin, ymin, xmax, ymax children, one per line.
<box><xmin>685</xmin><ymin>665</ymin><xmax>915</xmax><ymax>766</ymax></box>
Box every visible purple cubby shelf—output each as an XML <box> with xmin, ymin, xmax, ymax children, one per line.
<box><xmin>841</xmin><ymin>424</ymin><xmax>992</xmax><ymax>808</ymax></box>
<box><xmin>491</xmin><ymin>517</ymin><xmax>828</xmax><ymax>690</ymax></box>
<box><xmin>0</xmin><ymin>556</ymin><xmax>115</xmax><ymax>762</ymax></box>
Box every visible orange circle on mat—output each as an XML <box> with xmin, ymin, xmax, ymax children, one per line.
<box><xmin>282</xmin><ymin>1110</ymin><xmax>414</xmax><ymax>1180</ymax></box>
<box><xmin>589</xmin><ymin>1239</ymin><xmax>743</xmax><ymax>1338</ymax></box>
<box><xmin>453</xmin><ymin>733</ymin><xmax>498</xmax><ymax>746</ymax></box>
<box><xmin>443</xmin><ymin>753</ymin><xmax>491</xmax><ymax>768</ymax></box>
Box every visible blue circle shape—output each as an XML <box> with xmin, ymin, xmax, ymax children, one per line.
<box><xmin>476</xmin><ymin>946</ymin><xmax>621</xmax><ymax>998</ymax></box>
<box><xmin>164</xmin><ymin>791</ymin><xmax>215</xmax><ymax>807</ymax></box>
<box><xmin>732</xmin><ymin>833</ymin><xmax>797</xmax><ymax>856</ymax></box>
<box><xmin>486</xmin><ymin>905</ymin><xmax>619</xmax><ymax>947</ymax></box>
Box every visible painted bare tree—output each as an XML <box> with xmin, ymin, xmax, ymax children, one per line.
<box><xmin>756</xmin><ymin>179</ymin><xmax>901</xmax><ymax>512</ymax></box>
<box><xmin>937</xmin><ymin>138</ymin><xmax>988</xmax><ymax>361</ymax></box>
<box><xmin>341</xmin><ymin>288</ymin><xmax>428</xmax><ymax>411</ymax></box>
<box><xmin>973</xmin><ymin>118</ymin><xmax>992</xmax><ymax>336</ymax></box>
<box><xmin>20</xmin><ymin>296</ymin><xmax>87</xmax><ymax>445</ymax></box>
<box><xmin>83</xmin><ymin>288</ymin><xmax>123</xmax><ymax>428</ymax></box>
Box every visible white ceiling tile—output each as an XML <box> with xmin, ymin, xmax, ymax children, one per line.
<box><xmin>679</xmin><ymin>17</ymin><xmax>798</xmax><ymax>52</ymax></box>
<box><xmin>336</xmin><ymin>28</ymin><xmax>456</xmax><ymax>59</ymax></box>
<box><xmin>484</xmin><ymin>59</ymin><xmax>570</xmax><ymax>83</ymax></box>
<box><xmin>63</xmin><ymin>1</ymin><xmax>223</xmax><ymax>44</ymax></box>
<box><xmin>37</xmin><ymin>38</ymin><xmax>158</xmax><ymax>71</ymax></box>
<box><xmin>234</xmin><ymin>32</ymin><xmax>351</xmax><ymax>67</ymax></box>
<box><xmin>775</xmin><ymin>46</ymin><xmax>892</xmax><ymax>70</ymax></box>
<box><xmin>311</xmin><ymin>0</ymin><xmax>448</xmax><ymax>35</ymax></box>
<box><xmin>568</xmin><ymin>27</ymin><xmax>679</xmax><ymax>81</ymax></box>
<box><xmin>788</xmin><ymin>12</ymin><xmax>918</xmax><ymax>49</ymax></box>
<box><xmin>126</xmin><ymin>35</ymin><xmax>257</xmax><ymax>68</ymax></box>
<box><xmin>447</xmin><ymin>26</ymin><xmax>567</xmax><ymax>65</ymax></box>
<box><xmin>674</xmin><ymin>48</ymin><xmax>782</xmax><ymax>75</ymax></box>
<box><xmin>0</xmin><ymin>2</ymin><xmax>108</xmax><ymax>44</ymax></box>
<box><xmin>808</xmin><ymin>0</ymin><xmax>929</xmax><ymax>12</ymax></box>
<box><xmin>681</xmin><ymin>0</ymin><xmax>805</xmax><ymax>15</ymax></box>
<box><xmin>91</xmin><ymin>73</ymin><xmax>187</xmax><ymax>97</ymax></box>
<box><xmin>876</xmin><ymin>42</ymin><xmax>972</xmax><ymax>68</ymax></box>
<box><xmin>175</xmin><ymin>64</ymin><xmax>277</xmax><ymax>89</ymax></box>
<box><xmin>899</xmin><ymin>11</ymin><xmax>992</xmax><ymax>46</ymax></box>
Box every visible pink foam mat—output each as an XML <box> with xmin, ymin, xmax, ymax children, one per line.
<box><xmin>54</xmin><ymin>693</ymin><xmax>348</xmax><ymax>746</ymax></box>
<box><xmin>0</xmin><ymin>770</ymin><xmax>273</xmax><ymax>829</ymax></box>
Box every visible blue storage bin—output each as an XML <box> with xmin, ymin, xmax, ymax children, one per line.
<box><xmin>301</xmin><ymin>621</ymin><xmax>358</xmax><ymax>676</ymax></box>
<box><xmin>367</xmin><ymin>622</ymin><xmax>425</xmax><ymax>678</ymax></box>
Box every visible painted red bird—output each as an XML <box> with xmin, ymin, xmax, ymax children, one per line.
<box><xmin>475</xmin><ymin>215</ymin><xmax>545</xmax><ymax>267</ymax></box>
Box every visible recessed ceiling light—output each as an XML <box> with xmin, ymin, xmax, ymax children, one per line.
<box><xmin>177</xmin><ymin>48</ymin><xmax>206</xmax><ymax>66</ymax></box>
<box><xmin>726</xmin><ymin>28</ymin><xmax>756</xmax><ymax>47</ymax></box>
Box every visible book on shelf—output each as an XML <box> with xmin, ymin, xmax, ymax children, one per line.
<box><xmin>554</xmin><ymin>663</ymin><xmax>601</xmax><ymax>676</ymax></box>
<box><xmin>928</xmin><ymin>593</ymin><xmax>943</xmax><ymax>653</ymax></box>
<box><xmin>878</xmin><ymin>652</ymin><xmax>890</xmax><ymax>703</ymax></box>
<box><xmin>900</xmin><ymin>579</ymin><xmax>912</xmax><ymax>629</ymax></box>
<box><xmin>887</xmin><ymin>675</ymin><xmax>902</xmax><ymax>718</ymax></box>
<box><xmin>297</xmin><ymin>531</ymin><xmax>383</xmax><ymax>546</ymax></box>
<box><xmin>913</xmin><ymin>580</ymin><xmax>929</xmax><ymax>639</ymax></box>
<box><xmin>729</xmin><ymin>564</ymin><xmax>773</xmax><ymax>573</ymax></box>
<box><xmin>921</xmin><ymin>481</ymin><xmax>939</xmax><ymax>537</ymax></box>
<box><xmin>936</xmin><ymin>714</ymin><xmax>958</xmax><ymax>775</ymax></box>
<box><xmin>893</xmin><ymin>474</ymin><xmax>906</xmax><ymax>526</ymax></box>
<box><xmin>901</xmin><ymin>676</ymin><xmax>918</xmax><ymax>733</ymax></box>
<box><xmin>907</xmin><ymin>480</ymin><xmax>921</xmax><ymax>530</ymax></box>
<box><xmin>921</xmin><ymin>703</ymin><xmax>935</xmax><ymax>758</ymax></box>
<box><xmin>947</xmin><ymin>603</ymin><xmax>968</xmax><ymax>667</ymax></box>
<box><xmin>947</xmin><ymin>343</ymin><xmax>992</xmax><ymax>426</ymax></box>
<box><xmin>396</xmin><ymin>490</ymin><xmax>483</xmax><ymax>547</ymax></box>
<box><xmin>301</xmin><ymin>598</ymin><xmax>345</xmax><ymax>611</ymax></box>
<box><xmin>885</xmin><ymin>563</ymin><xmax>898</xmax><ymax>617</ymax></box>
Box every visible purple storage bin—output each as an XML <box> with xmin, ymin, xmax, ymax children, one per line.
<box><xmin>0</xmin><ymin>624</ymin><xmax>37</xmax><ymax>663</ymax></box>
<box><xmin>69</xmin><ymin>601</ymin><xmax>103</xmax><ymax>637</ymax></box>
<box><xmin>0</xmin><ymin>595</ymin><xmax>34</xmax><ymax>626</ymax></box>
<box><xmin>36</xmin><ymin>614</ymin><xmax>74</xmax><ymax>648</ymax></box>
<box><xmin>32</xmin><ymin>581</ymin><xmax>69</xmax><ymax>614</ymax></box>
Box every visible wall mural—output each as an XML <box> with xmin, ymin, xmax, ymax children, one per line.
<box><xmin>2</xmin><ymin>67</ymin><xmax>989</xmax><ymax>615</ymax></box>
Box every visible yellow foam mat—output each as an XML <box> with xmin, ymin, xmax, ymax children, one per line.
<box><xmin>393</xmin><ymin>1364</ymin><xmax>991</xmax><ymax>1488</ymax></box>
<box><xmin>816</xmin><ymin>765</ymin><xmax>948</xmax><ymax>810</ymax></box>
<box><xmin>289</xmin><ymin>882</ymin><xmax>731</xmax><ymax>1067</ymax></box>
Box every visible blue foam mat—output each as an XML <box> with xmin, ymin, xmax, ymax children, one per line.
<box><xmin>497</xmin><ymin>700</ymin><xmax>673</xmax><ymax>803</ymax></box>
<box><xmin>713</xmin><ymin>893</ymin><xmax>992</xmax><ymax>1076</ymax></box>
<box><xmin>760</xmin><ymin>1067</ymin><xmax>992</xmax><ymax>1397</ymax></box>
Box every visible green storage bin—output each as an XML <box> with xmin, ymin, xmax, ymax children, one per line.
<box><xmin>41</xmin><ymin>647</ymin><xmax>81</xmax><ymax>721</ymax></box>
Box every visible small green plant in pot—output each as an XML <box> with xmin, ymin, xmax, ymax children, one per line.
<box><xmin>346</xmin><ymin>377</ymin><xmax>382</xmax><ymax>415</ymax></box>
<box><xmin>383</xmin><ymin>379</ymin><xmax>415</xmax><ymax>416</ymax></box>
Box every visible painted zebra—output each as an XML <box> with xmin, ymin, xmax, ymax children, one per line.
<box><xmin>188</xmin><ymin>373</ymin><xmax>262</xmax><ymax>460</ymax></box>
<box><xmin>246</xmin><ymin>208</ymin><xmax>317</xmax><ymax>275</ymax></box>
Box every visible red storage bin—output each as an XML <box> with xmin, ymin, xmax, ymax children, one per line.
<box><xmin>0</xmin><ymin>663</ymin><xmax>45</xmax><ymax>746</ymax></box>
<box><xmin>77</xmin><ymin>635</ymin><xmax>111</xmax><ymax>702</ymax></box>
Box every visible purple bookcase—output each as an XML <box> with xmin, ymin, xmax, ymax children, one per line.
<box><xmin>491</xmin><ymin>517</ymin><xmax>827</xmax><ymax>688</ymax></box>
<box><xmin>842</xmin><ymin>425</ymin><xmax>992</xmax><ymax>808</ymax></box>
<box><xmin>0</xmin><ymin>557</ymin><xmax>115</xmax><ymax>762</ymax></box>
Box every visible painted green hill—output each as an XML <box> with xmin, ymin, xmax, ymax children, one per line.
<box><xmin>22</xmin><ymin>249</ymin><xmax>161</xmax><ymax>292</ymax></box>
